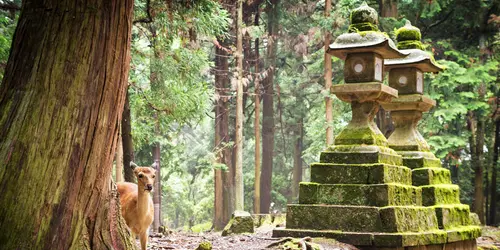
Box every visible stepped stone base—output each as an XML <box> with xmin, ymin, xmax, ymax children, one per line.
<box><xmin>273</xmin><ymin>227</ymin><xmax>480</xmax><ymax>249</ymax></box>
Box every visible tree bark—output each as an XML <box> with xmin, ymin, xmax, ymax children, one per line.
<box><xmin>469</xmin><ymin>112</ymin><xmax>486</xmax><ymax>224</ymax></box>
<box><xmin>152</xmin><ymin>137</ymin><xmax>161</xmax><ymax>232</ymax></box>
<box><xmin>379</xmin><ymin>0</ymin><xmax>398</xmax><ymax>18</ymax></box>
<box><xmin>116</xmin><ymin>126</ymin><xmax>124</xmax><ymax>182</ymax></box>
<box><xmin>489</xmin><ymin>105</ymin><xmax>500</xmax><ymax>225</ymax></box>
<box><xmin>260</xmin><ymin>0</ymin><xmax>279</xmax><ymax>214</ymax></box>
<box><xmin>292</xmin><ymin>117</ymin><xmax>304</xmax><ymax>201</ymax></box>
<box><xmin>324</xmin><ymin>0</ymin><xmax>334</xmax><ymax>146</ymax></box>
<box><xmin>234</xmin><ymin>0</ymin><xmax>245</xmax><ymax>212</ymax></box>
<box><xmin>214</xmin><ymin>37</ymin><xmax>233</xmax><ymax>225</ymax></box>
<box><xmin>0</xmin><ymin>1</ymin><xmax>135</xmax><ymax>249</ymax></box>
<box><xmin>253</xmin><ymin>10</ymin><xmax>262</xmax><ymax>215</ymax></box>
<box><xmin>122</xmin><ymin>89</ymin><xmax>136</xmax><ymax>183</ymax></box>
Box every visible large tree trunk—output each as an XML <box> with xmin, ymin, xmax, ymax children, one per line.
<box><xmin>324</xmin><ymin>0</ymin><xmax>334</xmax><ymax>146</ymax></box>
<box><xmin>260</xmin><ymin>0</ymin><xmax>279</xmax><ymax>214</ymax></box>
<box><xmin>0</xmin><ymin>1</ymin><xmax>135</xmax><ymax>249</ymax></box>
<box><xmin>214</xmin><ymin>38</ymin><xmax>233</xmax><ymax>226</ymax></box>
<box><xmin>234</xmin><ymin>0</ymin><xmax>245</xmax><ymax>211</ymax></box>
<box><xmin>122</xmin><ymin>89</ymin><xmax>136</xmax><ymax>183</ymax></box>
<box><xmin>253</xmin><ymin>10</ymin><xmax>262</xmax><ymax>215</ymax></box>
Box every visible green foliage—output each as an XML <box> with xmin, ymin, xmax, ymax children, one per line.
<box><xmin>0</xmin><ymin>11</ymin><xmax>18</xmax><ymax>81</ymax></box>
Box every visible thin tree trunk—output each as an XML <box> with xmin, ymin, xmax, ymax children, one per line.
<box><xmin>489</xmin><ymin>106</ymin><xmax>500</xmax><ymax>225</ymax></box>
<box><xmin>253</xmin><ymin>11</ymin><xmax>262</xmax><ymax>215</ymax></box>
<box><xmin>152</xmin><ymin>138</ymin><xmax>161</xmax><ymax>232</ymax></box>
<box><xmin>122</xmin><ymin>89</ymin><xmax>136</xmax><ymax>183</ymax></box>
<box><xmin>214</xmin><ymin>110</ymin><xmax>224</xmax><ymax>229</ymax></box>
<box><xmin>324</xmin><ymin>0</ymin><xmax>334</xmax><ymax>146</ymax></box>
<box><xmin>0</xmin><ymin>1</ymin><xmax>135</xmax><ymax>248</ymax></box>
<box><xmin>260</xmin><ymin>0</ymin><xmax>279</xmax><ymax>214</ymax></box>
<box><xmin>234</xmin><ymin>0</ymin><xmax>244</xmax><ymax>212</ymax></box>
<box><xmin>469</xmin><ymin>112</ymin><xmax>486</xmax><ymax>224</ymax></box>
<box><xmin>379</xmin><ymin>0</ymin><xmax>398</xmax><ymax>18</ymax></box>
<box><xmin>116</xmin><ymin>126</ymin><xmax>124</xmax><ymax>182</ymax></box>
<box><xmin>292</xmin><ymin>117</ymin><xmax>304</xmax><ymax>201</ymax></box>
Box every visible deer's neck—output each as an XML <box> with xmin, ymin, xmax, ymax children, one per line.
<box><xmin>137</xmin><ymin>187</ymin><xmax>151</xmax><ymax>218</ymax></box>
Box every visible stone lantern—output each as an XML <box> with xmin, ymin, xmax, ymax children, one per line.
<box><xmin>381</xmin><ymin>21</ymin><xmax>481</xmax><ymax>247</ymax></box>
<box><xmin>273</xmin><ymin>3</ymin><xmax>467</xmax><ymax>249</ymax></box>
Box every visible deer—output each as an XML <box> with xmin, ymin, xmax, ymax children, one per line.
<box><xmin>117</xmin><ymin>162</ymin><xmax>156</xmax><ymax>250</ymax></box>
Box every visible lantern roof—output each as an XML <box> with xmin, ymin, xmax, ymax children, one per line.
<box><xmin>385</xmin><ymin>21</ymin><xmax>444</xmax><ymax>72</ymax></box>
<box><xmin>328</xmin><ymin>2</ymin><xmax>407</xmax><ymax>60</ymax></box>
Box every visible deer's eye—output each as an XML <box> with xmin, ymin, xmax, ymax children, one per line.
<box><xmin>152</xmin><ymin>175</ymin><xmax>156</xmax><ymax>178</ymax></box>
<box><xmin>138</xmin><ymin>173</ymin><xmax>144</xmax><ymax>178</ymax></box>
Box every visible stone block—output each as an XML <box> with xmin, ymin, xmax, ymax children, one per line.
<box><xmin>221</xmin><ymin>210</ymin><xmax>254</xmax><ymax>236</ymax></box>
<box><xmin>299</xmin><ymin>183</ymin><xmax>422</xmax><ymax>206</ymax></box>
<box><xmin>403</xmin><ymin>157</ymin><xmax>442</xmax><ymax>169</ymax></box>
<box><xmin>286</xmin><ymin>204</ymin><xmax>383</xmax><ymax>232</ymax></box>
<box><xmin>311</xmin><ymin>163</ymin><xmax>412</xmax><ymax>185</ymax></box>
<box><xmin>272</xmin><ymin>228</ymin><xmax>374</xmax><ymax>246</ymax></box>
<box><xmin>446</xmin><ymin>226</ymin><xmax>482</xmax><ymax>242</ymax></box>
<box><xmin>421</xmin><ymin>184</ymin><xmax>460</xmax><ymax>206</ymax></box>
<box><xmin>322</xmin><ymin>145</ymin><xmax>402</xmax><ymax>165</ymax></box>
<box><xmin>412</xmin><ymin>167</ymin><xmax>452</xmax><ymax>186</ymax></box>
<box><xmin>433</xmin><ymin>204</ymin><xmax>471</xmax><ymax>229</ymax></box>
<box><xmin>379</xmin><ymin>206</ymin><xmax>439</xmax><ymax>232</ymax></box>
<box><xmin>373</xmin><ymin>231</ymin><xmax>447</xmax><ymax>247</ymax></box>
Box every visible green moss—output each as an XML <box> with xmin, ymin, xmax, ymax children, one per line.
<box><xmin>397</xmin><ymin>40</ymin><xmax>425</xmax><ymax>50</ymax></box>
<box><xmin>349</xmin><ymin>2</ymin><xmax>378</xmax><ymax>25</ymax></box>
<box><xmin>298</xmin><ymin>182</ymin><xmax>319</xmax><ymax>204</ymax></box>
<box><xmin>282</xmin><ymin>239</ymin><xmax>322</xmax><ymax>250</ymax></box>
<box><xmin>403</xmin><ymin>156</ymin><xmax>442</xmax><ymax>169</ymax></box>
<box><xmin>446</xmin><ymin>226</ymin><xmax>482</xmax><ymax>242</ymax></box>
<box><xmin>334</xmin><ymin>127</ymin><xmax>388</xmax><ymax>146</ymax></box>
<box><xmin>348</xmin><ymin>22</ymin><xmax>379</xmax><ymax>33</ymax></box>
<box><xmin>196</xmin><ymin>241</ymin><xmax>212</xmax><ymax>250</ymax></box>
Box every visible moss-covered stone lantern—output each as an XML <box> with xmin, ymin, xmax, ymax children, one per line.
<box><xmin>273</xmin><ymin>3</ymin><xmax>479</xmax><ymax>249</ymax></box>
<box><xmin>381</xmin><ymin>21</ymin><xmax>481</xmax><ymax>248</ymax></box>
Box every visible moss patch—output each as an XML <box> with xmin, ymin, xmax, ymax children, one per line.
<box><xmin>321</xmin><ymin>146</ymin><xmax>403</xmax><ymax>165</ymax></box>
<box><xmin>349</xmin><ymin>2</ymin><xmax>378</xmax><ymax>25</ymax></box>
<box><xmin>403</xmin><ymin>156</ymin><xmax>442</xmax><ymax>169</ymax></box>
<box><xmin>446</xmin><ymin>226</ymin><xmax>482</xmax><ymax>242</ymax></box>
<box><xmin>334</xmin><ymin>127</ymin><xmax>388</xmax><ymax>146</ymax></box>
<box><xmin>196</xmin><ymin>241</ymin><xmax>212</xmax><ymax>250</ymax></box>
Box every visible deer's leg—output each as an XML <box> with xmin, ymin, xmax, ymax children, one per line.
<box><xmin>139</xmin><ymin>232</ymin><xmax>148</xmax><ymax>250</ymax></box>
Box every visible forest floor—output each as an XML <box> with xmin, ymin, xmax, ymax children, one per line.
<box><xmin>145</xmin><ymin>226</ymin><xmax>500</xmax><ymax>250</ymax></box>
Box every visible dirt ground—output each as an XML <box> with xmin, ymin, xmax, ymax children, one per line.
<box><xmin>145</xmin><ymin>226</ymin><xmax>500</xmax><ymax>250</ymax></box>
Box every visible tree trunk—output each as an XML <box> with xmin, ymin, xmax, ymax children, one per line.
<box><xmin>214</xmin><ymin>37</ymin><xmax>233</xmax><ymax>225</ymax></box>
<box><xmin>116</xmin><ymin>126</ymin><xmax>124</xmax><ymax>182</ymax></box>
<box><xmin>324</xmin><ymin>0</ymin><xmax>334</xmax><ymax>146</ymax></box>
<box><xmin>253</xmin><ymin>11</ymin><xmax>262</xmax><ymax>215</ymax></box>
<box><xmin>469</xmin><ymin>112</ymin><xmax>486</xmax><ymax>224</ymax></box>
<box><xmin>0</xmin><ymin>1</ymin><xmax>135</xmax><ymax>249</ymax></box>
<box><xmin>292</xmin><ymin>118</ymin><xmax>304</xmax><ymax>201</ymax></box>
<box><xmin>379</xmin><ymin>0</ymin><xmax>398</xmax><ymax>18</ymax></box>
<box><xmin>152</xmin><ymin>138</ymin><xmax>161</xmax><ymax>232</ymax></box>
<box><xmin>260</xmin><ymin>0</ymin><xmax>279</xmax><ymax>214</ymax></box>
<box><xmin>489</xmin><ymin>107</ymin><xmax>500</xmax><ymax>225</ymax></box>
<box><xmin>122</xmin><ymin>89</ymin><xmax>136</xmax><ymax>183</ymax></box>
<box><xmin>234</xmin><ymin>0</ymin><xmax>245</xmax><ymax>212</ymax></box>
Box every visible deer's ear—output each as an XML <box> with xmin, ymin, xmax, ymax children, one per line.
<box><xmin>151</xmin><ymin>162</ymin><xmax>159</xmax><ymax>170</ymax></box>
<box><xmin>130</xmin><ymin>161</ymin><xmax>138</xmax><ymax>170</ymax></box>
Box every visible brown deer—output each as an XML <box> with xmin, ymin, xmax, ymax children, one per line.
<box><xmin>117</xmin><ymin>162</ymin><xmax>156</xmax><ymax>250</ymax></box>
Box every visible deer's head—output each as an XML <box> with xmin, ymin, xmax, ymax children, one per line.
<box><xmin>130</xmin><ymin>162</ymin><xmax>156</xmax><ymax>192</ymax></box>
